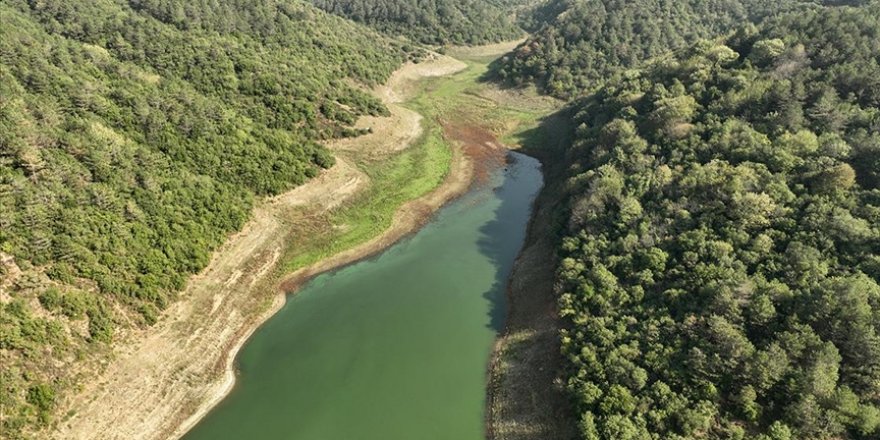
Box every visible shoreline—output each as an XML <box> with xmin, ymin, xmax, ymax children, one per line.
<box><xmin>172</xmin><ymin>110</ymin><xmax>481</xmax><ymax>440</ymax></box>
<box><xmin>484</xmin><ymin>112</ymin><xmax>578</xmax><ymax>440</ymax></box>
<box><xmin>48</xmin><ymin>53</ymin><xmax>474</xmax><ymax>440</ymax></box>
<box><xmin>45</xmin><ymin>39</ymin><xmax>542</xmax><ymax>440</ymax></box>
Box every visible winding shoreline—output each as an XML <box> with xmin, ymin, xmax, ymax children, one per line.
<box><xmin>48</xmin><ymin>53</ymin><xmax>473</xmax><ymax>440</ymax></box>
<box><xmin>169</xmin><ymin>55</ymin><xmax>486</xmax><ymax>438</ymax></box>
<box><xmin>172</xmin><ymin>96</ymin><xmax>480</xmax><ymax>440</ymax></box>
<box><xmin>484</xmin><ymin>113</ymin><xmax>577</xmax><ymax>440</ymax></box>
<box><xmin>173</xmin><ymin>133</ymin><xmax>474</xmax><ymax>440</ymax></box>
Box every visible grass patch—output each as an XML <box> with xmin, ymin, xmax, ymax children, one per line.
<box><xmin>411</xmin><ymin>59</ymin><xmax>560</xmax><ymax>146</ymax></box>
<box><xmin>277</xmin><ymin>53</ymin><xmax>561</xmax><ymax>283</ymax></box>
<box><xmin>280</xmin><ymin>125</ymin><xmax>450</xmax><ymax>272</ymax></box>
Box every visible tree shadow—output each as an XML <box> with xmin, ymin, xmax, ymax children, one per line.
<box><xmin>474</xmin><ymin>44</ymin><xmax>539</xmax><ymax>94</ymax></box>
<box><xmin>472</xmin><ymin>152</ymin><xmax>543</xmax><ymax>332</ymax></box>
<box><xmin>473</xmin><ymin>108</ymin><xmax>575</xmax><ymax>333</ymax></box>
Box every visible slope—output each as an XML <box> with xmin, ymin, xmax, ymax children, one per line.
<box><xmin>554</xmin><ymin>3</ymin><xmax>880</xmax><ymax>438</ymax></box>
<box><xmin>492</xmin><ymin>0</ymin><xmax>859</xmax><ymax>98</ymax></box>
<box><xmin>0</xmin><ymin>0</ymin><xmax>412</xmax><ymax>436</ymax></box>
<box><xmin>308</xmin><ymin>0</ymin><xmax>525</xmax><ymax>45</ymax></box>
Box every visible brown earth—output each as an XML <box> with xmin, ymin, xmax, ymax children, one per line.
<box><xmin>447</xmin><ymin>39</ymin><xmax>526</xmax><ymax>60</ymax></box>
<box><xmin>441</xmin><ymin>38</ymin><xmax>578</xmax><ymax>440</ymax></box>
<box><xmin>44</xmin><ymin>38</ymin><xmax>573</xmax><ymax>440</ymax></box>
<box><xmin>441</xmin><ymin>121</ymin><xmax>509</xmax><ymax>187</ymax></box>
<box><xmin>46</xmin><ymin>53</ymin><xmax>470</xmax><ymax>440</ymax></box>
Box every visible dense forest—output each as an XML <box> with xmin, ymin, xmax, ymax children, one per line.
<box><xmin>554</xmin><ymin>3</ymin><xmax>880</xmax><ymax>439</ymax></box>
<box><xmin>494</xmin><ymin>0</ymin><xmax>866</xmax><ymax>99</ymax></box>
<box><xmin>308</xmin><ymin>0</ymin><xmax>523</xmax><ymax>45</ymax></box>
<box><xmin>3</xmin><ymin>0</ymin><xmax>880</xmax><ymax>437</ymax></box>
<box><xmin>0</xmin><ymin>0</ymin><xmax>414</xmax><ymax>435</ymax></box>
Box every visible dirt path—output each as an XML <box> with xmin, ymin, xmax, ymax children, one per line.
<box><xmin>48</xmin><ymin>53</ymin><xmax>467</xmax><ymax>440</ymax></box>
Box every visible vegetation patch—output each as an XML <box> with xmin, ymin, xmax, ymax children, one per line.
<box><xmin>0</xmin><ymin>0</ymin><xmax>414</xmax><ymax>435</ymax></box>
<box><xmin>308</xmin><ymin>0</ymin><xmax>524</xmax><ymax>45</ymax></box>
<box><xmin>280</xmin><ymin>125</ymin><xmax>452</xmax><ymax>273</ymax></box>
<box><xmin>554</xmin><ymin>5</ymin><xmax>880</xmax><ymax>438</ymax></box>
<box><xmin>493</xmin><ymin>0</ymin><xmax>863</xmax><ymax>99</ymax></box>
<box><xmin>279</xmin><ymin>52</ymin><xmax>558</xmax><ymax>277</ymax></box>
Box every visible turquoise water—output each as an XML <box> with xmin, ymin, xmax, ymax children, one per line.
<box><xmin>183</xmin><ymin>152</ymin><xmax>542</xmax><ymax>440</ymax></box>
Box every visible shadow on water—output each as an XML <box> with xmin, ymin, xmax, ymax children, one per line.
<box><xmin>475</xmin><ymin>107</ymin><xmax>576</xmax><ymax>333</ymax></box>
<box><xmin>474</xmin><ymin>152</ymin><xmax>543</xmax><ymax>332</ymax></box>
<box><xmin>182</xmin><ymin>118</ymin><xmax>560</xmax><ymax>440</ymax></box>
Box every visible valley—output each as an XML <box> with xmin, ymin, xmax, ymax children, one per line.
<box><xmin>44</xmin><ymin>43</ymin><xmax>563</xmax><ymax>440</ymax></box>
<box><xmin>3</xmin><ymin>1</ymin><xmax>879</xmax><ymax>440</ymax></box>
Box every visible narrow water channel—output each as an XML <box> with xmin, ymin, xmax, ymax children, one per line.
<box><xmin>183</xmin><ymin>152</ymin><xmax>542</xmax><ymax>440</ymax></box>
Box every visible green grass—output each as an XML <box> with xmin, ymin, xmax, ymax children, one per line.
<box><xmin>280</xmin><ymin>124</ymin><xmax>451</xmax><ymax>272</ymax></box>
<box><xmin>277</xmin><ymin>54</ymin><xmax>560</xmax><ymax>280</ymax></box>
<box><xmin>416</xmin><ymin>60</ymin><xmax>555</xmax><ymax>135</ymax></box>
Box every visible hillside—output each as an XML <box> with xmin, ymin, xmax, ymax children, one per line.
<box><xmin>553</xmin><ymin>3</ymin><xmax>880</xmax><ymax>438</ymax></box>
<box><xmin>3</xmin><ymin>0</ymin><xmax>880</xmax><ymax>438</ymax></box>
<box><xmin>308</xmin><ymin>0</ymin><xmax>524</xmax><ymax>45</ymax></box>
<box><xmin>493</xmin><ymin>0</ymin><xmax>857</xmax><ymax>98</ymax></box>
<box><xmin>0</xmin><ymin>0</ymin><xmax>413</xmax><ymax>435</ymax></box>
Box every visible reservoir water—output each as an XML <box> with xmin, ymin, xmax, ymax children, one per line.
<box><xmin>183</xmin><ymin>152</ymin><xmax>542</xmax><ymax>440</ymax></box>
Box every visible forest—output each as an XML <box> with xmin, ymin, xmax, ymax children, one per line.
<box><xmin>0</xmin><ymin>0</ymin><xmax>414</xmax><ymax>434</ymax></box>
<box><xmin>3</xmin><ymin>0</ymin><xmax>880</xmax><ymax>438</ymax></box>
<box><xmin>554</xmin><ymin>3</ymin><xmax>880</xmax><ymax>438</ymax></box>
<box><xmin>493</xmin><ymin>0</ymin><xmax>871</xmax><ymax>99</ymax></box>
<box><xmin>308</xmin><ymin>0</ymin><xmax>524</xmax><ymax>45</ymax></box>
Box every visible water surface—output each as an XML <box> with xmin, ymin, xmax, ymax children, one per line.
<box><xmin>184</xmin><ymin>152</ymin><xmax>542</xmax><ymax>440</ymax></box>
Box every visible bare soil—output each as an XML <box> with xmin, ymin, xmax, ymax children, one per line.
<box><xmin>44</xmin><ymin>39</ymin><xmax>574</xmax><ymax>440</ymax></box>
<box><xmin>441</xmin><ymin>121</ymin><xmax>509</xmax><ymax>187</ymax></box>
<box><xmin>447</xmin><ymin>39</ymin><xmax>525</xmax><ymax>60</ymax></box>
<box><xmin>46</xmin><ymin>53</ymin><xmax>469</xmax><ymax>440</ymax></box>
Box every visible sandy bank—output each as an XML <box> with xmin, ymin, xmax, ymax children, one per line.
<box><xmin>47</xmin><ymin>53</ymin><xmax>469</xmax><ymax>440</ymax></box>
